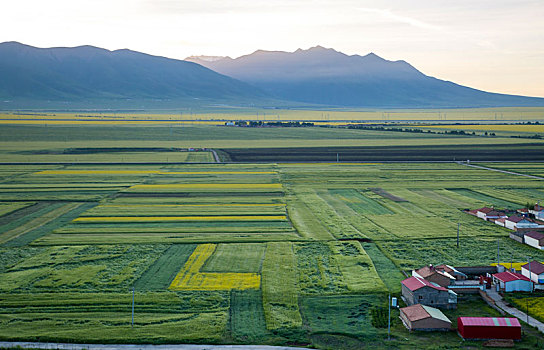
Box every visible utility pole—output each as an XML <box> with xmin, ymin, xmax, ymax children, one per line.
<box><xmin>387</xmin><ymin>294</ymin><xmax>391</xmax><ymax>341</ymax></box>
<box><xmin>497</xmin><ymin>240</ymin><xmax>500</xmax><ymax>267</ymax></box>
<box><xmin>457</xmin><ymin>223</ymin><xmax>460</xmax><ymax>248</ymax></box>
<box><xmin>132</xmin><ymin>287</ymin><xmax>135</xmax><ymax>328</ymax></box>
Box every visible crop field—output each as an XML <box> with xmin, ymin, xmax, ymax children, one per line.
<box><xmin>1</xmin><ymin>157</ymin><xmax>544</xmax><ymax>347</ymax></box>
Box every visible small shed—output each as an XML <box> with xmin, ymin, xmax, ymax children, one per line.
<box><xmin>524</xmin><ymin>231</ymin><xmax>544</xmax><ymax>250</ymax></box>
<box><xmin>457</xmin><ymin>317</ymin><xmax>521</xmax><ymax>340</ymax></box>
<box><xmin>492</xmin><ymin>271</ymin><xmax>532</xmax><ymax>292</ymax></box>
<box><xmin>400</xmin><ymin>304</ymin><xmax>451</xmax><ymax>331</ymax></box>
<box><xmin>521</xmin><ymin>261</ymin><xmax>544</xmax><ymax>284</ymax></box>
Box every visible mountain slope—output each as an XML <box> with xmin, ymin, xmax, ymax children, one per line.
<box><xmin>0</xmin><ymin>42</ymin><xmax>266</xmax><ymax>106</ymax></box>
<box><xmin>187</xmin><ymin>46</ymin><xmax>544</xmax><ymax>108</ymax></box>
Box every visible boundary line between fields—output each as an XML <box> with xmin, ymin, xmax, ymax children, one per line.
<box><xmin>459</xmin><ymin>162</ymin><xmax>544</xmax><ymax>180</ymax></box>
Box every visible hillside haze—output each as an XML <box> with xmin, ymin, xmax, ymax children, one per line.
<box><xmin>187</xmin><ymin>46</ymin><xmax>544</xmax><ymax>108</ymax></box>
<box><xmin>0</xmin><ymin>41</ymin><xmax>266</xmax><ymax>107</ymax></box>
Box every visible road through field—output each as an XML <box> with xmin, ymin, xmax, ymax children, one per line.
<box><xmin>461</xmin><ymin>162</ymin><xmax>544</xmax><ymax>180</ymax></box>
<box><xmin>0</xmin><ymin>342</ymin><xmax>308</xmax><ymax>350</ymax></box>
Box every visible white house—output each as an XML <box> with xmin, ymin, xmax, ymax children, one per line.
<box><xmin>476</xmin><ymin>207</ymin><xmax>494</xmax><ymax>220</ymax></box>
<box><xmin>521</xmin><ymin>261</ymin><xmax>544</xmax><ymax>284</ymax></box>
<box><xmin>524</xmin><ymin>231</ymin><xmax>544</xmax><ymax>250</ymax></box>
<box><xmin>505</xmin><ymin>215</ymin><xmax>542</xmax><ymax>230</ymax></box>
<box><xmin>492</xmin><ymin>271</ymin><xmax>533</xmax><ymax>292</ymax></box>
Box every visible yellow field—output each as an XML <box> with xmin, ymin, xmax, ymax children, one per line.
<box><xmin>73</xmin><ymin>215</ymin><xmax>287</xmax><ymax>222</ymax></box>
<box><xmin>129</xmin><ymin>183</ymin><xmax>283</xmax><ymax>190</ymax></box>
<box><xmin>2</xmin><ymin>107</ymin><xmax>544</xmax><ymax>122</ymax></box>
<box><xmin>36</xmin><ymin>170</ymin><xmax>276</xmax><ymax>175</ymax></box>
<box><xmin>419</xmin><ymin>124</ymin><xmax>544</xmax><ymax>133</ymax></box>
<box><xmin>169</xmin><ymin>244</ymin><xmax>260</xmax><ymax>291</ymax></box>
<box><xmin>491</xmin><ymin>262</ymin><xmax>542</xmax><ymax>271</ymax></box>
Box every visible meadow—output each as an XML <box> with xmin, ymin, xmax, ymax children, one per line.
<box><xmin>1</xmin><ymin>122</ymin><xmax>544</xmax><ymax>348</ymax></box>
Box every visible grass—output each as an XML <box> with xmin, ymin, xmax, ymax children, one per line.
<box><xmin>229</xmin><ymin>290</ymin><xmax>270</xmax><ymax>342</ymax></box>
<box><xmin>134</xmin><ymin>244</ymin><xmax>196</xmax><ymax>291</ymax></box>
<box><xmin>3</xmin><ymin>152</ymin><xmax>544</xmax><ymax>346</ymax></box>
<box><xmin>261</xmin><ymin>242</ymin><xmax>302</xmax><ymax>331</ymax></box>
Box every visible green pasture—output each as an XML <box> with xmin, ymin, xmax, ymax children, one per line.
<box><xmin>0</xmin><ymin>159</ymin><xmax>544</xmax><ymax>348</ymax></box>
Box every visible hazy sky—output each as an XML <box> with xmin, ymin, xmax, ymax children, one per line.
<box><xmin>2</xmin><ymin>0</ymin><xmax>543</xmax><ymax>97</ymax></box>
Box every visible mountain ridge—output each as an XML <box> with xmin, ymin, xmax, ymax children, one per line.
<box><xmin>1</xmin><ymin>42</ymin><xmax>543</xmax><ymax>109</ymax></box>
<box><xmin>0</xmin><ymin>41</ymin><xmax>268</xmax><ymax>108</ymax></box>
<box><xmin>186</xmin><ymin>46</ymin><xmax>544</xmax><ymax>108</ymax></box>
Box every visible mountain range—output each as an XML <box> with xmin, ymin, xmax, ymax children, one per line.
<box><xmin>187</xmin><ymin>46</ymin><xmax>544</xmax><ymax>108</ymax></box>
<box><xmin>0</xmin><ymin>41</ymin><xmax>265</xmax><ymax>108</ymax></box>
<box><xmin>1</xmin><ymin>41</ymin><xmax>543</xmax><ymax>109</ymax></box>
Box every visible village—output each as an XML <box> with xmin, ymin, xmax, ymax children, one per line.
<box><xmin>396</xmin><ymin>203</ymin><xmax>544</xmax><ymax>345</ymax></box>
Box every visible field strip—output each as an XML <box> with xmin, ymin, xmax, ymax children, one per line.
<box><xmin>261</xmin><ymin>242</ymin><xmax>302</xmax><ymax>330</ymax></box>
<box><xmin>0</xmin><ymin>202</ymin><xmax>82</xmax><ymax>244</ymax></box>
<box><xmin>129</xmin><ymin>184</ymin><xmax>283</xmax><ymax>190</ymax></box>
<box><xmin>134</xmin><ymin>244</ymin><xmax>196</xmax><ymax>291</ymax></box>
<box><xmin>73</xmin><ymin>215</ymin><xmax>287</xmax><ymax>223</ymax></box>
<box><xmin>169</xmin><ymin>244</ymin><xmax>260</xmax><ymax>291</ymax></box>
<box><xmin>36</xmin><ymin>170</ymin><xmax>277</xmax><ymax>175</ymax></box>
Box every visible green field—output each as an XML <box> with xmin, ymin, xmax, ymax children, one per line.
<box><xmin>0</xmin><ymin>123</ymin><xmax>544</xmax><ymax>348</ymax></box>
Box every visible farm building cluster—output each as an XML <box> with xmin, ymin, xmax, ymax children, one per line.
<box><xmin>466</xmin><ymin>205</ymin><xmax>544</xmax><ymax>249</ymax></box>
<box><xmin>398</xmin><ymin>262</ymin><xmax>544</xmax><ymax>341</ymax></box>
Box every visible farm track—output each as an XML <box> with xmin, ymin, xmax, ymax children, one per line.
<box><xmin>461</xmin><ymin>163</ymin><xmax>544</xmax><ymax>180</ymax></box>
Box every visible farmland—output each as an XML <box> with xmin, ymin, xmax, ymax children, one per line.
<box><xmin>0</xmin><ymin>122</ymin><xmax>544</xmax><ymax>348</ymax></box>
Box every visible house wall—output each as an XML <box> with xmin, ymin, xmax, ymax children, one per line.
<box><xmin>505</xmin><ymin>220</ymin><xmax>518</xmax><ymax>230</ymax></box>
<box><xmin>477</xmin><ymin>212</ymin><xmax>487</xmax><ymax>219</ymax></box>
<box><xmin>504</xmin><ymin>279</ymin><xmax>532</xmax><ymax>292</ymax></box>
<box><xmin>459</xmin><ymin>324</ymin><xmax>521</xmax><ymax>340</ymax></box>
<box><xmin>525</xmin><ymin>236</ymin><xmax>544</xmax><ymax>250</ymax></box>
<box><xmin>412</xmin><ymin>318</ymin><xmax>451</xmax><ymax>330</ymax></box>
<box><xmin>509</xmin><ymin>233</ymin><xmax>524</xmax><ymax>243</ymax></box>
<box><xmin>402</xmin><ymin>285</ymin><xmax>455</xmax><ymax>309</ymax></box>
<box><xmin>402</xmin><ymin>284</ymin><xmax>416</xmax><ymax>306</ymax></box>
<box><xmin>521</xmin><ymin>268</ymin><xmax>544</xmax><ymax>284</ymax></box>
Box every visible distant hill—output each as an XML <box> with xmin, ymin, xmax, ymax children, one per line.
<box><xmin>187</xmin><ymin>46</ymin><xmax>544</xmax><ymax>108</ymax></box>
<box><xmin>0</xmin><ymin>42</ymin><xmax>267</xmax><ymax>108</ymax></box>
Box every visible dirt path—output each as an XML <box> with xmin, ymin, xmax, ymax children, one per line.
<box><xmin>0</xmin><ymin>342</ymin><xmax>309</xmax><ymax>350</ymax></box>
<box><xmin>460</xmin><ymin>162</ymin><xmax>544</xmax><ymax>180</ymax></box>
<box><xmin>484</xmin><ymin>289</ymin><xmax>544</xmax><ymax>333</ymax></box>
<box><xmin>210</xmin><ymin>149</ymin><xmax>221</xmax><ymax>163</ymax></box>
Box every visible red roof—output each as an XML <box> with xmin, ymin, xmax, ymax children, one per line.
<box><xmin>495</xmin><ymin>218</ymin><xmax>506</xmax><ymax>224</ymax></box>
<box><xmin>493</xmin><ymin>271</ymin><xmax>531</xmax><ymax>283</ymax></box>
<box><xmin>507</xmin><ymin>215</ymin><xmax>529</xmax><ymax>223</ymax></box>
<box><xmin>458</xmin><ymin>317</ymin><xmax>520</xmax><ymax>327</ymax></box>
<box><xmin>477</xmin><ymin>207</ymin><xmax>494</xmax><ymax>214</ymax></box>
<box><xmin>401</xmin><ymin>276</ymin><xmax>448</xmax><ymax>292</ymax></box>
<box><xmin>521</xmin><ymin>261</ymin><xmax>544</xmax><ymax>275</ymax></box>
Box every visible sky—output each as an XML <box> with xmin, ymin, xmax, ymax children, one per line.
<box><xmin>2</xmin><ymin>0</ymin><xmax>543</xmax><ymax>97</ymax></box>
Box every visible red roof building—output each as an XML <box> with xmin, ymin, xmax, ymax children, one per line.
<box><xmin>457</xmin><ymin>317</ymin><xmax>521</xmax><ymax>340</ymax></box>
<box><xmin>402</xmin><ymin>276</ymin><xmax>448</xmax><ymax>292</ymax></box>
<box><xmin>401</xmin><ymin>276</ymin><xmax>457</xmax><ymax>309</ymax></box>
<box><xmin>492</xmin><ymin>271</ymin><xmax>532</xmax><ymax>292</ymax></box>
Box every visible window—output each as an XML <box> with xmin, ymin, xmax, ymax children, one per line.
<box><xmin>418</xmin><ymin>296</ymin><xmax>423</xmax><ymax>300</ymax></box>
